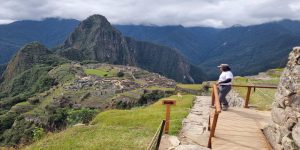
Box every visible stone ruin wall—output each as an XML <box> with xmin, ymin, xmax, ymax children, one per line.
<box><xmin>264</xmin><ymin>47</ymin><xmax>300</xmax><ymax>150</ymax></box>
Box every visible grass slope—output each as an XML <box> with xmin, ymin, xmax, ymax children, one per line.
<box><xmin>84</xmin><ymin>68</ymin><xmax>117</xmax><ymax>78</ymax></box>
<box><xmin>26</xmin><ymin>95</ymin><xmax>195</xmax><ymax>150</ymax></box>
<box><xmin>232</xmin><ymin>71</ymin><xmax>280</xmax><ymax>110</ymax></box>
<box><xmin>176</xmin><ymin>84</ymin><xmax>202</xmax><ymax>90</ymax></box>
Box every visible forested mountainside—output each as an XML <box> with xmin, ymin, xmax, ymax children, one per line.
<box><xmin>116</xmin><ymin>20</ymin><xmax>300</xmax><ymax>78</ymax></box>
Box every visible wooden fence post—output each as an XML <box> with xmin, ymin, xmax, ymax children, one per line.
<box><xmin>162</xmin><ymin>100</ymin><xmax>176</xmax><ymax>134</ymax></box>
<box><xmin>244</xmin><ymin>87</ymin><xmax>251</xmax><ymax>108</ymax></box>
<box><xmin>211</xmin><ymin>88</ymin><xmax>215</xmax><ymax>106</ymax></box>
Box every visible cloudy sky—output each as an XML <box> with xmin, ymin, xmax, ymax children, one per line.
<box><xmin>1</xmin><ymin>0</ymin><xmax>300</xmax><ymax>27</ymax></box>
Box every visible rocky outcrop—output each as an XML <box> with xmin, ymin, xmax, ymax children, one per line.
<box><xmin>226</xmin><ymin>89</ymin><xmax>244</xmax><ymax>107</ymax></box>
<box><xmin>58</xmin><ymin>15</ymin><xmax>135</xmax><ymax>65</ymax></box>
<box><xmin>263</xmin><ymin>47</ymin><xmax>300</xmax><ymax>150</ymax></box>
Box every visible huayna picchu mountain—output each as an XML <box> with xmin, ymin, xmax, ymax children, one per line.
<box><xmin>56</xmin><ymin>15</ymin><xmax>206</xmax><ymax>83</ymax></box>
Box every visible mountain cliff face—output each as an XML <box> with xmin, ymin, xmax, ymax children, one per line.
<box><xmin>58</xmin><ymin>15</ymin><xmax>135</xmax><ymax>65</ymax></box>
<box><xmin>56</xmin><ymin>15</ymin><xmax>206</xmax><ymax>83</ymax></box>
<box><xmin>125</xmin><ymin>37</ymin><xmax>199</xmax><ymax>83</ymax></box>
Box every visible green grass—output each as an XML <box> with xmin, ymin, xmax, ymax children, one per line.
<box><xmin>233</xmin><ymin>77</ymin><xmax>278</xmax><ymax>110</ymax></box>
<box><xmin>176</xmin><ymin>84</ymin><xmax>202</xmax><ymax>90</ymax></box>
<box><xmin>84</xmin><ymin>68</ymin><xmax>117</xmax><ymax>78</ymax></box>
<box><xmin>24</xmin><ymin>87</ymin><xmax>64</xmax><ymax>116</ymax></box>
<box><xmin>25</xmin><ymin>95</ymin><xmax>195</xmax><ymax>150</ymax></box>
<box><xmin>48</xmin><ymin>64</ymin><xmax>75</xmax><ymax>83</ymax></box>
<box><xmin>115</xmin><ymin>89</ymin><xmax>145</xmax><ymax>99</ymax></box>
<box><xmin>146</xmin><ymin>86</ymin><xmax>175</xmax><ymax>91</ymax></box>
<box><xmin>266</xmin><ymin>68</ymin><xmax>284</xmax><ymax>78</ymax></box>
<box><xmin>10</xmin><ymin>101</ymin><xmax>34</xmax><ymax>113</ymax></box>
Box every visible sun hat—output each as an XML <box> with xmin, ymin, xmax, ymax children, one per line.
<box><xmin>217</xmin><ymin>64</ymin><xmax>230</xmax><ymax>68</ymax></box>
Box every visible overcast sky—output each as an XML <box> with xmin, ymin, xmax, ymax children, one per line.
<box><xmin>1</xmin><ymin>0</ymin><xmax>300</xmax><ymax>28</ymax></box>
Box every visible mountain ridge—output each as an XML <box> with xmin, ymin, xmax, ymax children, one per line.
<box><xmin>116</xmin><ymin>19</ymin><xmax>300</xmax><ymax>78</ymax></box>
<box><xmin>1</xmin><ymin>18</ymin><xmax>300</xmax><ymax>78</ymax></box>
<box><xmin>0</xmin><ymin>18</ymin><xmax>78</xmax><ymax>64</ymax></box>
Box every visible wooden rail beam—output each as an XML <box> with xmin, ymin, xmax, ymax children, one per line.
<box><xmin>232</xmin><ymin>85</ymin><xmax>277</xmax><ymax>89</ymax></box>
<box><xmin>213</xmin><ymin>85</ymin><xmax>221</xmax><ymax>113</ymax></box>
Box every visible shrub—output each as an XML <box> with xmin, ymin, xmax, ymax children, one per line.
<box><xmin>1</xmin><ymin>116</ymin><xmax>35</xmax><ymax>146</ymax></box>
<box><xmin>117</xmin><ymin>71</ymin><xmax>125</xmax><ymax>77</ymax></box>
<box><xmin>67</xmin><ymin>108</ymin><xmax>98</xmax><ymax>125</ymax></box>
<box><xmin>32</xmin><ymin>127</ymin><xmax>45</xmax><ymax>141</ymax></box>
<box><xmin>47</xmin><ymin>108</ymin><xmax>68</xmax><ymax>130</ymax></box>
<box><xmin>0</xmin><ymin>112</ymin><xmax>18</xmax><ymax>133</ymax></box>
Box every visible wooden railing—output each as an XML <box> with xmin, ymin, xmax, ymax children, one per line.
<box><xmin>207</xmin><ymin>84</ymin><xmax>221</xmax><ymax>148</ymax></box>
<box><xmin>147</xmin><ymin>120</ymin><xmax>166</xmax><ymax>150</ymax></box>
<box><xmin>207</xmin><ymin>84</ymin><xmax>277</xmax><ymax>148</ymax></box>
<box><xmin>231</xmin><ymin>84</ymin><xmax>277</xmax><ymax>108</ymax></box>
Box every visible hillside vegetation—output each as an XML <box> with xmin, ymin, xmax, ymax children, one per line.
<box><xmin>26</xmin><ymin>95</ymin><xmax>194</xmax><ymax>150</ymax></box>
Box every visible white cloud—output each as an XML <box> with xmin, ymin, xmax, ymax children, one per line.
<box><xmin>0</xmin><ymin>0</ymin><xmax>299</xmax><ymax>27</ymax></box>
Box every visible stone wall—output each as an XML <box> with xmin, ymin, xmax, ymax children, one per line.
<box><xmin>263</xmin><ymin>47</ymin><xmax>300</xmax><ymax>150</ymax></box>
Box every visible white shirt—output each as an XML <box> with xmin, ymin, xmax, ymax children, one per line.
<box><xmin>218</xmin><ymin>71</ymin><xmax>233</xmax><ymax>85</ymax></box>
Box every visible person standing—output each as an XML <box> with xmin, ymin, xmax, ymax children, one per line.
<box><xmin>216</xmin><ymin>64</ymin><xmax>233</xmax><ymax>111</ymax></box>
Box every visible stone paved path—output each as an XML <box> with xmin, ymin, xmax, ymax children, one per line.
<box><xmin>159</xmin><ymin>96</ymin><xmax>211</xmax><ymax>150</ymax></box>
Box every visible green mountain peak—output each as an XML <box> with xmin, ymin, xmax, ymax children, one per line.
<box><xmin>57</xmin><ymin>14</ymin><xmax>206</xmax><ymax>83</ymax></box>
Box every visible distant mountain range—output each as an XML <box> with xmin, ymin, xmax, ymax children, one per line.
<box><xmin>1</xmin><ymin>18</ymin><xmax>300</xmax><ymax>78</ymax></box>
<box><xmin>116</xmin><ymin>20</ymin><xmax>300</xmax><ymax>78</ymax></box>
<box><xmin>0</xmin><ymin>18</ymin><xmax>78</xmax><ymax>64</ymax></box>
